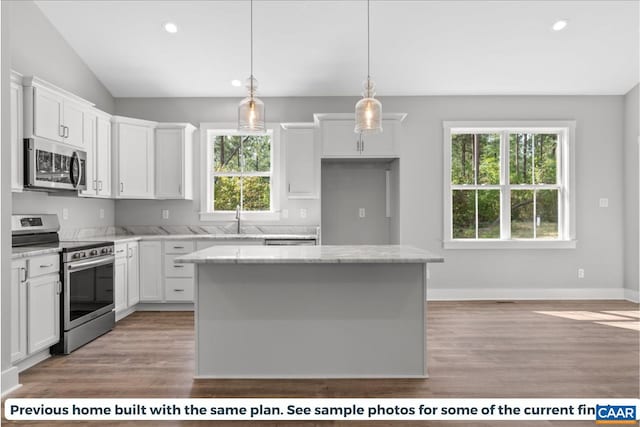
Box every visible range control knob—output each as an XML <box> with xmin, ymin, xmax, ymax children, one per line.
<box><xmin>90</xmin><ymin>249</ymin><xmax>98</xmax><ymax>256</ymax></box>
<box><xmin>101</xmin><ymin>248</ymin><xmax>109</xmax><ymax>254</ymax></box>
<box><xmin>72</xmin><ymin>253</ymin><xmax>81</xmax><ymax>259</ymax></box>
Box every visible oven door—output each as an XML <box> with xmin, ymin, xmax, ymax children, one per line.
<box><xmin>25</xmin><ymin>137</ymin><xmax>87</xmax><ymax>191</ymax></box>
<box><xmin>63</xmin><ymin>255</ymin><xmax>115</xmax><ymax>331</ymax></box>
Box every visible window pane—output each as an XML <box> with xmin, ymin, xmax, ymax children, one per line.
<box><xmin>534</xmin><ymin>134</ymin><xmax>558</xmax><ymax>184</ymax></box>
<box><xmin>452</xmin><ymin>190</ymin><xmax>475</xmax><ymax>238</ymax></box>
<box><xmin>242</xmin><ymin>176</ymin><xmax>270</xmax><ymax>211</ymax></box>
<box><xmin>451</xmin><ymin>134</ymin><xmax>474</xmax><ymax>185</ymax></box>
<box><xmin>214</xmin><ymin>135</ymin><xmax>242</xmax><ymax>173</ymax></box>
<box><xmin>509</xmin><ymin>133</ymin><xmax>533</xmax><ymax>184</ymax></box>
<box><xmin>511</xmin><ymin>190</ymin><xmax>534</xmax><ymax>238</ymax></box>
<box><xmin>478</xmin><ymin>190</ymin><xmax>500</xmax><ymax>238</ymax></box>
<box><xmin>536</xmin><ymin>189</ymin><xmax>558</xmax><ymax>239</ymax></box>
<box><xmin>477</xmin><ymin>134</ymin><xmax>500</xmax><ymax>185</ymax></box>
<box><xmin>242</xmin><ymin>135</ymin><xmax>271</xmax><ymax>173</ymax></box>
<box><xmin>213</xmin><ymin>176</ymin><xmax>240</xmax><ymax>211</ymax></box>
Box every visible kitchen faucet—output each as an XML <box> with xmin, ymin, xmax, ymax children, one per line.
<box><xmin>235</xmin><ymin>204</ymin><xmax>241</xmax><ymax>234</ymax></box>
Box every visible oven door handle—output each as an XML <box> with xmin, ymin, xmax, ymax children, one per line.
<box><xmin>67</xmin><ymin>256</ymin><xmax>114</xmax><ymax>270</ymax></box>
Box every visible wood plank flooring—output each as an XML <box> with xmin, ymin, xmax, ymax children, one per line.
<box><xmin>3</xmin><ymin>300</ymin><xmax>639</xmax><ymax>427</ymax></box>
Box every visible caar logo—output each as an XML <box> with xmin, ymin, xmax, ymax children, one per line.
<box><xmin>595</xmin><ymin>405</ymin><xmax>637</xmax><ymax>425</ymax></box>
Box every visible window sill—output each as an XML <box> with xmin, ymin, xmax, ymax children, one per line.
<box><xmin>199</xmin><ymin>211</ymin><xmax>281</xmax><ymax>222</ymax></box>
<box><xmin>443</xmin><ymin>239</ymin><xmax>577</xmax><ymax>250</ymax></box>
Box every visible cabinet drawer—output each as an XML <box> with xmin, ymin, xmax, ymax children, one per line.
<box><xmin>164</xmin><ymin>240</ymin><xmax>194</xmax><ymax>254</ymax></box>
<box><xmin>114</xmin><ymin>243</ymin><xmax>128</xmax><ymax>259</ymax></box>
<box><xmin>27</xmin><ymin>254</ymin><xmax>60</xmax><ymax>278</ymax></box>
<box><xmin>165</xmin><ymin>278</ymin><xmax>194</xmax><ymax>301</ymax></box>
<box><xmin>164</xmin><ymin>255</ymin><xmax>194</xmax><ymax>277</ymax></box>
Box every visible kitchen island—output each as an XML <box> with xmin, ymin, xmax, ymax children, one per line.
<box><xmin>176</xmin><ymin>245</ymin><xmax>444</xmax><ymax>379</ymax></box>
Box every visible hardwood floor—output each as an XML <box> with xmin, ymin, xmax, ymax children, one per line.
<box><xmin>3</xmin><ymin>300</ymin><xmax>638</xmax><ymax>427</ymax></box>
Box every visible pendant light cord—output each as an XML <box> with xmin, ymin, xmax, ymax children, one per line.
<box><xmin>367</xmin><ymin>0</ymin><xmax>370</xmax><ymax>80</ymax></box>
<box><xmin>250</xmin><ymin>0</ymin><xmax>254</xmax><ymax>94</ymax></box>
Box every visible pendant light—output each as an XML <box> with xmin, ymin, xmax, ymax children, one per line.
<box><xmin>238</xmin><ymin>0</ymin><xmax>265</xmax><ymax>132</ymax></box>
<box><xmin>355</xmin><ymin>0</ymin><xmax>382</xmax><ymax>134</ymax></box>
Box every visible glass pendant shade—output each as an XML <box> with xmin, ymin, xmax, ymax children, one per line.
<box><xmin>238</xmin><ymin>76</ymin><xmax>265</xmax><ymax>132</ymax></box>
<box><xmin>355</xmin><ymin>78</ymin><xmax>382</xmax><ymax>134</ymax></box>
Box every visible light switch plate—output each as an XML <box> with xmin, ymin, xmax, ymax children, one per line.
<box><xmin>62</xmin><ymin>208</ymin><xmax>69</xmax><ymax>220</ymax></box>
<box><xmin>162</xmin><ymin>209</ymin><xmax>169</xmax><ymax>219</ymax></box>
<box><xmin>599</xmin><ymin>198</ymin><xmax>609</xmax><ymax>208</ymax></box>
<box><xmin>359</xmin><ymin>208</ymin><xmax>366</xmax><ymax>218</ymax></box>
<box><xmin>299</xmin><ymin>208</ymin><xmax>307</xmax><ymax>219</ymax></box>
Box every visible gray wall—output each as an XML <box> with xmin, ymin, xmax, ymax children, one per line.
<box><xmin>117</xmin><ymin>95</ymin><xmax>627</xmax><ymax>296</ymax></box>
<box><xmin>623</xmin><ymin>84</ymin><xmax>639</xmax><ymax>300</ymax></box>
<box><xmin>8</xmin><ymin>0</ymin><xmax>116</xmax><ymax>233</ymax></box>
<box><xmin>9</xmin><ymin>0</ymin><xmax>114</xmax><ymax>113</ymax></box>
<box><xmin>321</xmin><ymin>160</ymin><xmax>394</xmax><ymax>245</ymax></box>
<box><xmin>2</xmin><ymin>0</ymin><xmax>14</xmax><ymax>387</ymax></box>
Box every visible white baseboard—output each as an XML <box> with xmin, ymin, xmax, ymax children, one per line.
<box><xmin>135</xmin><ymin>303</ymin><xmax>194</xmax><ymax>311</ymax></box>
<box><xmin>624</xmin><ymin>288</ymin><xmax>639</xmax><ymax>303</ymax></box>
<box><xmin>1</xmin><ymin>366</ymin><xmax>20</xmax><ymax>397</ymax></box>
<box><xmin>427</xmin><ymin>287</ymin><xmax>627</xmax><ymax>301</ymax></box>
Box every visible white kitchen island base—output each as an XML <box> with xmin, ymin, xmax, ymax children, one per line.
<box><xmin>177</xmin><ymin>245</ymin><xmax>444</xmax><ymax>379</ymax></box>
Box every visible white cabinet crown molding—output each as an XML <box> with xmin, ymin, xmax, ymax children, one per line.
<box><xmin>156</xmin><ymin>122</ymin><xmax>197</xmax><ymax>131</ymax></box>
<box><xmin>22</xmin><ymin>76</ymin><xmax>95</xmax><ymax>108</ymax></box>
<box><xmin>10</xmin><ymin>70</ymin><xmax>23</xmax><ymax>84</ymax></box>
<box><xmin>112</xmin><ymin>115</ymin><xmax>158</xmax><ymax>127</ymax></box>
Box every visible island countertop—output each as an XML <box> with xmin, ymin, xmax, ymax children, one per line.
<box><xmin>175</xmin><ymin>244</ymin><xmax>444</xmax><ymax>264</ymax></box>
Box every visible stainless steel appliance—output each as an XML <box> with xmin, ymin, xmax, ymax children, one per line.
<box><xmin>11</xmin><ymin>214</ymin><xmax>114</xmax><ymax>354</ymax></box>
<box><xmin>24</xmin><ymin>137</ymin><xmax>87</xmax><ymax>191</ymax></box>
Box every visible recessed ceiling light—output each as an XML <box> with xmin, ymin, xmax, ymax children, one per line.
<box><xmin>552</xmin><ymin>20</ymin><xmax>568</xmax><ymax>31</ymax></box>
<box><xmin>163</xmin><ymin>22</ymin><xmax>178</xmax><ymax>34</ymax></box>
<box><xmin>231</xmin><ymin>79</ymin><xmax>242</xmax><ymax>87</ymax></box>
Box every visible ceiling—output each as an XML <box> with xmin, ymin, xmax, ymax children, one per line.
<box><xmin>35</xmin><ymin>1</ymin><xmax>639</xmax><ymax>98</ymax></box>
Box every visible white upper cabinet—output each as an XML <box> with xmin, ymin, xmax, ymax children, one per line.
<box><xmin>281</xmin><ymin>123</ymin><xmax>319</xmax><ymax>199</ymax></box>
<box><xmin>10</xmin><ymin>71</ymin><xmax>24</xmax><ymax>192</ymax></box>
<box><xmin>316</xmin><ymin>113</ymin><xmax>406</xmax><ymax>158</ymax></box>
<box><xmin>155</xmin><ymin>123</ymin><xmax>196</xmax><ymax>200</ymax></box>
<box><xmin>80</xmin><ymin>109</ymin><xmax>112</xmax><ymax>198</ymax></box>
<box><xmin>112</xmin><ymin>116</ymin><xmax>157</xmax><ymax>199</ymax></box>
<box><xmin>23</xmin><ymin>77</ymin><xmax>94</xmax><ymax>149</ymax></box>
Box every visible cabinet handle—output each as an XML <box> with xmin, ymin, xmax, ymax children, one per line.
<box><xmin>98</xmin><ymin>180</ymin><xmax>103</xmax><ymax>191</ymax></box>
<box><xmin>288</xmin><ymin>182</ymin><xmax>291</xmax><ymax>193</ymax></box>
<box><xmin>361</xmin><ymin>138</ymin><xmax>365</xmax><ymax>152</ymax></box>
<box><xmin>93</xmin><ymin>180</ymin><xmax>97</xmax><ymax>191</ymax></box>
<box><xmin>20</xmin><ymin>267</ymin><xmax>27</xmax><ymax>283</ymax></box>
<box><xmin>174</xmin><ymin>265</ymin><xmax>185</xmax><ymax>268</ymax></box>
<box><xmin>116</xmin><ymin>249</ymin><xmax>125</xmax><ymax>254</ymax></box>
<box><xmin>178</xmin><ymin>184</ymin><xmax>182</xmax><ymax>195</ymax></box>
<box><xmin>59</xmin><ymin>125</ymin><xmax>65</xmax><ymax>138</ymax></box>
<box><xmin>128</xmin><ymin>248</ymin><xmax>132</xmax><ymax>258</ymax></box>
<box><xmin>64</xmin><ymin>126</ymin><xmax>69</xmax><ymax>138</ymax></box>
<box><xmin>173</xmin><ymin>289</ymin><xmax>185</xmax><ymax>292</ymax></box>
<box><xmin>120</xmin><ymin>182</ymin><xmax>124</xmax><ymax>193</ymax></box>
<box><xmin>40</xmin><ymin>264</ymin><xmax>54</xmax><ymax>268</ymax></box>
<box><xmin>57</xmin><ymin>281</ymin><xmax>62</xmax><ymax>295</ymax></box>
<box><xmin>173</xmin><ymin>246</ymin><xmax>184</xmax><ymax>249</ymax></box>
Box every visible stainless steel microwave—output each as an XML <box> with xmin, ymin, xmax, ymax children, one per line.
<box><xmin>24</xmin><ymin>137</ymin><xmax>87</xmax><ymax>191</ymax></box>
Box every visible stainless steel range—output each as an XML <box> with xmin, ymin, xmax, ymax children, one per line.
<box><xmin>12</xmin><ymin>214</ymin><xmax>115</xmax><ymax>354</ymax></box>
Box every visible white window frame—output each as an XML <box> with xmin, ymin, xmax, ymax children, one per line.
<box><xmin>199</xmin><ymin>123</ymin><xmax>281</xmax><ymax>222</ymax></box>
<box><xmin>443</xmin><ymin>120</ymin><xmax>576</xmax><ymax>249</ymax></box>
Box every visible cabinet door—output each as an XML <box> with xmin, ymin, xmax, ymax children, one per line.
<box><xmin>361</xmin><ymin>119</ymin><xmax>395</xmax><ymax>156</ymax></box>
<box><xmin>155</xmin><ymin>128</ymin><xmax>183</xmax><ymax>199</ymax></box>
<box><xmin>63</xmin><ymin>101</ymin><xmax>86</xmax><ymax>148</ymax></box>
<box><xmin>321</xmin><ymin>120</ymin><xmax>359</xmax><ymax>157</ymax></box>
<box><xmin>139</xmin><ymin>241</ymin><xmax>163</xmax><ymax>301</ymax></box>
<box><xmin>127</xmin><ymin>243</ymin><xmax>140</xmax><ymax>307</ymax></box>
<box><xmin>80</xmin><ymin>112</ymin><xmax>97</xmax><ymax>196</ymax></box>
<box><xmin>114</xmin><ymin>257</ymin><xmax>128</xmax><ymax>313</ymax></box>
<box><xmin>33</xmin><ymin>87</ymin><xmax>64</xmax><ymax>142</ymax></box>
<box><xmin>96</xmin><ymin>116</ymin><xmax>112</xmax><ymax>197</ymax></box>
<box><xmin>10</xmin><ymin>260</ymin><xmax>27</xmax><ymax>363</ymax></box>
<box><xmin>285</xmin><ymin>127</ymin><xmax>318</xmax><ymax>198</ymax></box>
<box><xmin>117</xmin><ymin>123</ymin><xmax>154</xmax><ymax>198</ymax></box>
<box><xmin>10</xmin><ymin>81</ymin><xmax>23</xmax><ymax>192</ymax></box>
<box><xmin>27</xmin><ymin>275</ymin><xmax>60</xmax><ymax>354</ymax></box>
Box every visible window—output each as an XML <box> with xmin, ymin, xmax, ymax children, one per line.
<box><xmin>443</xmin><ymin>121</ymin><xmax>575</xmax><ymax>249</ymax></box>
<box><xmin>200</xmin><ymin>125</ymin><xmax>280</xmax><ymax>220</ymax></box>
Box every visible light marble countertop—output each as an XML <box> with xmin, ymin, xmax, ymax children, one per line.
<box><xmin>81</xmin><ymin>234</ymin><xmax>318</xmax><ymax>243</ymax></box>
<box><xmin>176</xmin><ymin>245</ymin><xmax>444</xmax><ymax>264</ymax></box>
<box><xmin>12</xmin><ymin>246</ymin><xmax>62</xmax><ymax>259</ymax></box>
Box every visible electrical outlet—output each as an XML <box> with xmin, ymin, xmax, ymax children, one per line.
<box><xmin>281</xmin><ymin>209</ymin><xmax>289</xmax><ymax>219</ymax></box>
<box><xmin>62</xmin><ymin>208</ymin><xmax>69</xmax><ymax>220</ymax></box>
<box><xmin>299</xmin><ymin>208</ymin><xmax>307</xmax><ymax>219</ymax></box>
<box><xmin>599</xmin><ymin>198</ymin><xmax>609</xmax><ymax>208</ymax></box>
<box><xmin>359</xmin><ymin>208</ymin><xmax>366</xmax><ymax>218</ymax></box>
<box><xmin>577</xmin><ymin>268</ymin><xmax>585</xmax><ymax>279</ymax></box>
<box><xmin>162</xmin><ymin>209</ymin><xmax>169</xmax><ymax>219</ymax></box>
<box><xmin>99</xmin><ymin>208</ymin><xmax>104</xmax><ymax>219</ymax></box>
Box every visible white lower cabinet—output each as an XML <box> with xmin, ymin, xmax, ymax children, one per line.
<box><xmin>114</xmin><ymin>241</ymin><xmax>139</xmax><ymax>318</ymax></box>
<box><xmin>139</xmin><ymin>241</ymin><xmax>163</xmax><ymax>302</ymax></box>
<box><xmin>11</xmin><ymin>255</ymin><xmax>61</xmax><ymax>368</ymax></box>
<box><xmin>164</xmin><ymin>241</ymin><xmax>194</xmax><ymax>302</ymax></box>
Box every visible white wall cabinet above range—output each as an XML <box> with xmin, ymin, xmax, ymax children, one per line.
<box><xmin>155</xmin><ymin>123</ymin><xmax>196</xmax><ymax>200</ymax></box>
<box><xmin>10</xmin><ymin>71</ymin><xmax>24</xmax><ymax>192</ymax></box>
<box><xmin>81</xmin><ymin>109</ymin><xmax>112</xmax><ymax>198</ymax></box>
<box><xmin>22</xmin><ymin>76</ymin><xmax>95</xmax><ymax>149</ymax></box>
<box><xmin>281</xmin><ymin>123</ymin><xmax>319</xmax><ymax>199</ymax></box>
<box><xmin>316</xmin><ymin>113</ymin><xmax>407</xmax><ymax>158</ymax></box>
<box><xmin>112</xmin><ymin>116</ymin><xmax>157</xmax><ymax>199</ymax></box>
